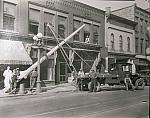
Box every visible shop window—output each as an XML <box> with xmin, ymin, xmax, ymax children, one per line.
<box><xmin>127</xmin><ymin>37</ymin><xmax>130</xmax><ymax>52</ymax></box>
<box><xmin>73</xmin><ymin>20</ymin><xmax>81</xmax><ymax>41</ymax></box>
<box><xmin>93</xmin><ymin>25</ymin><xmax>99</xmax><ymax>44</ymax></box>
<box><xmin>29</xmin><ymin>9</ymin><xmax>40</xmax><ymax>34</ymax></box>
<box><xmin>58</xmin><ymin>16</ymin><xmax>68</xmax><ymax>39</ymax></box>
<box><xmin>44</xmin><ymin>12</ymin><xmax>55</xmax><ymax>37</ymax></box>
<box><xmin>84</xmin><ymin>23</ymin><xmax>90</xmax><ymax>43</ymax></box>
<box><xmin>119</xmin><ymin>35</ymin><xmax>123</xmax><ymax>51</ymax></box>
<box><xmin>110</xmin><ymin>33</ymin><xmax>114</xmax><ymax>50</ymax></box>
<box><xmin>3</xmin><ymin>2</ymin><xmax>16</xmax><ymax>31</ymax></box>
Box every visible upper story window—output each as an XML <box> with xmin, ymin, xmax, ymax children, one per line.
<box><xmin>3</xmin><ymin>2</ymin><xmax>16</xmax><ymax>31</ymax></box>
<box><xmin>84</xmin><ymin>23</ymin><xmax>90</xmax><ymax>43</ymax></box>
<box><xmin>140</xmin><ymin>39</ymin><xmax>144</xmax><ymax>54</ymax></box>
<box><xmin>119</xmin><ymin>35</ymin><xmax>123</xmax><ymax>51</ymax></box>
<box><xmin>29</xmin><ymin>9</ymin><xmax>40</xmax><ymax>35</ymax></box>
<box><xmin>110</xmin><ymin>33</ymin><xmax>115</xmax><ymax>50</ymax></box>
<box><xmin>58</xmin><ymin>15</ymin><xmax>68</xmax><ymax>39</ymax></box>
<box><xmin>73</xmin><ymin>20</ymin><xmax>81</xmax><ymax>41</ymax></box>
<box><xmin>140</xmin><ymin>18</ymin><xmax>144</xmax><ymax>34</ymax></box>
<box><xmin>135</xmin><ymin>38</ymin><xmax>139</xmax><ymax>53</ymax></box>
<box><xmin>127</xmin><ymin>37</ymin><xmax>130</xmax><ymax>52</ymax></box>
<box><xmin>44</xmin><ymin>12</ymin><xmax>55</xmax><ymax>37</ymax></box>
<box><xmin>93</xmin><ymin>25</ymin><xmax>99</xmax><ymax>44</ymax></box>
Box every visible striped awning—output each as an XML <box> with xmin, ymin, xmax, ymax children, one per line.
<box><xmin>0</xmin><ymin>39</ymin><xmax>32</xmax><ymax>65</ymax></box>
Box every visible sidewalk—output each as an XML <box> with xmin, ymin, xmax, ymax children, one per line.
<box><xmin>0</xmin><ymin>83</ymin><xmax>77</xmax><ymax>98</ymax></box>
<box><xmin>0</xmin><ymin>83</ymin><xmax>126</xmax><ymax>98</ymax></box>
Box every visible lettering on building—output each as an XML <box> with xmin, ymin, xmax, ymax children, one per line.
<box><xmin>46</xmin><ymin>0</ymin><xmax>55</xmax><ymax>9</ymax></box>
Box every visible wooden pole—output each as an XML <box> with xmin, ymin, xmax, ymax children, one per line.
<box><xmin>19</xmin><ymin>24</ymin><xmax>85</xmax><ymax>79</ymax></box>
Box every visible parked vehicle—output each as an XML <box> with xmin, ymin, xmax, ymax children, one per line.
<box><xmin>138</xmin><ymin>70</ymin><xmax>150</xmax><ymax>86</ymax></box>
<box><xmin>77</xmin><ymin>63</ymin><xmax>146</xmax><ymax>91</ymax></box>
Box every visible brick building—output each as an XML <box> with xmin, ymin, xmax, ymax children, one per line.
<box><xmin>105</xmin><ymin>7</ymin><xmax>137</xmax><ymax>72</ymax></box>
<box><xmin>112</xmin><ymin>4</ymin><xmax>150</xmax><ymax>72</ymax></box>
<box><xmin>0</xmin><ymin>0</ymin><xmax>106</xmax><ymax>87</ymax></box>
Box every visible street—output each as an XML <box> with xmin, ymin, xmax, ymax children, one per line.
<box><xmin>0</xmin><ymin>87</ymin><xmax>149</xmax><ymax>118</ymax></box>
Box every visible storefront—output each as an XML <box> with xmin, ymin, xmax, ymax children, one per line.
<box><xmin>0</xmin><ymin>39</ymin><xmax>32</xmax><ymax>89</ymax></box>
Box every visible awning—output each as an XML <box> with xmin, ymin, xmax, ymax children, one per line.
<box><xmin>0</xmin><ymin>40</ymin><xmax>32</xmax><ymax>65</ymax></box>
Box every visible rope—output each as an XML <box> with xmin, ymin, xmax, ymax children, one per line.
<box><xmin>47</xmin><ymin>23</ymin><xmax>73</xmax><ymax>72</ymax></box>
<box><xmin>47</xmin><ymin>23</ymin><xmax>91</xmax><ymax>69</ymax></box>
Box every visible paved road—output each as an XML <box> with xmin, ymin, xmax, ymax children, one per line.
<box><xmin>0</xmin><ymin>87</ymin><xmax>149</xmax><ymax>118</ymax></box>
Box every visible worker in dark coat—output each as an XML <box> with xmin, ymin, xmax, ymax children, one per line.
<box><xmin>29</xmin><ymin>68</ymin><xmax>38</xmax><ymax>92</ymax></box>
<box><xmin>89</xmin><ymin>69</ymin><xmax>98</xmax><ymax>92</ymax></box>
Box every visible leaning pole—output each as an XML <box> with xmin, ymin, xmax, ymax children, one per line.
<box><xmin>19</xmin><ymin>24</ymin><xmax>85</xmax><ymax>79</ymax></box>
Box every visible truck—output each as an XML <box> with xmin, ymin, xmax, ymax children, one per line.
<box><xmin>77</xmin><ymin>62</ymin><xmax>146</xmax><ymax>91</ymax></box>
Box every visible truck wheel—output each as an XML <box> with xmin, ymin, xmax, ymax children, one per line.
<box><xmin>135</xmin><ymin>78</ymin><xmax>146</xmax><ymax>90</ymax></box>
<box><xmin>88</xmin><ymin>82</ymin><xmax>101</xmax><ymax>92</ymax></box>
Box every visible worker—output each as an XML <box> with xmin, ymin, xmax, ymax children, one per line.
<box><xmin>89</xmin><ymin>69</ymin><xmax>98</xmax><ymax>92</ymax></box>
<box><xmin>124</xmin><ymin>73</ymin><xmax>134</xmax><ymax>91</ymax></box>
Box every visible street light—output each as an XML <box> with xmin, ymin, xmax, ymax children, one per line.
<box><xmin>33</xmin><ymin>33</ymin><xmax>43</xmax><ymax>93</ymax></box>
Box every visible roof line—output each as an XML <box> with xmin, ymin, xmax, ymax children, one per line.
<box><xmin>112</xmin><ymin>4</ymin><xmax>135</xmax><ymax>12</ymax></box>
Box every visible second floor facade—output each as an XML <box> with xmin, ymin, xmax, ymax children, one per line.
<box><xmin>105</xmin><ymin>14</ymin><xmax>137</xmax><ymax>56</ymax></box>
<box><xmin>0</xmin><ymin>0</ymin><xmax>105</xmax><ymax>47</ymax></box>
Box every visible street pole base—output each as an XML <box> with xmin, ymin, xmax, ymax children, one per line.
<box><xmin>18</xmin><ymin>83</ymin><xmax>25</xmax><ymax>94</ymax></box>
<box><xmin>36</xmin><ymin>81</ymin><xmax>41</xmax><ymax>93</ymax></box>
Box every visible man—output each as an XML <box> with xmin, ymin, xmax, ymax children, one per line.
<box><xmin>89</xmin><ymin>69</ymin><xmax>98</xmax><ymax>92</ymax></box>
<box><xmin>29</xmin><ymin>68</ymin><xmax>38</xmax><ymax>92</ymax></box>
<box><xmin>124</xmin><ymin>73</ymin><xmax>134</xmax><ymax>91</ymax></box>
<box><xmin>3</xmin><ymin>66</ymin><xmax>12</xmax><ymax>93</ymax></box>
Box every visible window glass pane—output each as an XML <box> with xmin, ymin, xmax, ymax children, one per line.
<box><xmin>29</xmin><ymin>9</ymin><xmax>40</xmax><ymax>22</ymax></box>
<box><xmin>127</xmin><ymin>37</ymin><xmax>130</xmax><ymax>52</ymax></box>
<box><xmin>110</xmin><ymin>33</ymin><xmax>114</xmax><ymax>50</ymax></box>
<box><xmin>58</xmin><ymin>16</ymin><xmax>68</xmax><ymax>38</ymax></box>
<box><xmin>84</xmin><ymin>23</ymin><xmax>90</xmax><ymax>42</ymax></box>
<box><xmin>44</xmin><ymin>12</ymin><xmax>55</xmax><ymax>37</ymax></box>
<box><xmin>93</xmin><ymin>25</ymin><xmax>99</xmax><ymax>44</ymax></box>
<box><xmin>4</xmin><ymin>2</ymin><xmax>16</xmax><ymax>16</ymax></box>
<box><xmin>73</xmin><ymin>20</ymin><xmax>80</xmax><ymax>41</ymax></box>
<box><xmin>3</xmin><ymin>2</ymin><xmax>16</xmax><ymax>31</ymax></box>
<box><xmin>3</xmin><ymin>15</ymin><xmax>15</xmax><ymax>30</ymax></box>
<box><xmin>119</xmin><ymin>35</ymin><xmax>123</xmax><ymax>51</ymax></box>
<box><xmin>29</xmin><ymin>22</ymin><xmax>39</xmax><ymax>35</ymax></box>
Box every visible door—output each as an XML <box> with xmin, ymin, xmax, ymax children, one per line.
<box><xmin>59</xmin><ymin>62</ymin><xmax>67</xmax><ymax>83</ymax></box>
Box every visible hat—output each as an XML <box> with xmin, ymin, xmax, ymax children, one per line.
<box><xmin>16</xmin><ymin>68</ymin><xmax>19</xmax><ymax>70</ymax></box>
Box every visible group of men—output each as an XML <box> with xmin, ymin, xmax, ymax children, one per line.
<box><xmin>72</xmin><ymin>68</ymin><xmax>134</xmax><ymax>92</ymax></box>
<box><xmin>2</xmin><ymin>66</ymin><xmax>38</xmax><ymax>94</ymax></box>
<box><xmin>3</xmin><ymin>66</ymin><xmax>20</xmax><ymax>93</ymax></box>
<box><xmin>72</xmin><ymin>69</ymin><xmax>98</xmax><ymax>92</ymax></box>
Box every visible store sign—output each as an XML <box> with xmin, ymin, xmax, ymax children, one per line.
<box><xmin>46</xmin><ymin>0</ymin><xmax>55</xmax><ymax>9</ymax></box>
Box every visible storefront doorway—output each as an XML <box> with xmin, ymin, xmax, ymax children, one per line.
<box><xmin>59</xmin><ymin>62</ymin><xmax>67</xmax><ymax>83</ymax></box>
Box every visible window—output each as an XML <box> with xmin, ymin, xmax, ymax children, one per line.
<box><xmin>84</xmin><ymin>23</ymin><xmax>90</xmax><ymax>42</ymax></box>
<box><xmin>127</xmin><ymin>37</ymin><xmax>130</xmax><ymax>52</ymax></box>
<box><xmin>140</xmin><ymin>39</ymin><xmax>144</xmax><ymax>54</ymax></box>
<box><xmin>119</xmin><ymin>35</ymin><xmax>123</xmax><ymax>51</ymax></box>
<box><xmin>135</xmin><ymin>16</ymin><xmax>139</xmax><ymax>33</ymax></box>
<box><xmin>93</xmin><ymin>25</ymin><xmax>99</xmax><ymax>44</ymax></box>
<box><xmin>110</xmin><ymin>33</ymin><xmax>114</xmax><ymax>50</ymax></box>
<box><xmin>29</xmin><ymin>9</ymin><xmax>40</xmax><ymax>35</ymax></box>
<box><xmin>135</xmin><ymin>38</ymin><xmax>138</xmax><ymax>53</ymax></box>
<box><xmin>3</xmin><ymin>2</ymin><xmax>16</xmax><ymax>31</ymax></box>
<box><xmin>73</xmin><ymin>20</ymin><xmax>81</xmax><ymax>41</ymax></box>
<box><xmin>44</xmin><ymin>12</ymin><xmax>55</xmax><ymax>37</ymax></box>
<box><xmin>140</xmin><ymin>18</ymin><xmax>144</xmax><ymax>34</ymax></box>
<box><xmin>58</xmin><ymin>16</ymin><xmax>68</xmax><ymax>39</ymax></box>
<box><xmin>145</xmin><ymin>40</ymin><xmax>149</xmax><ymax>53</ymax></box>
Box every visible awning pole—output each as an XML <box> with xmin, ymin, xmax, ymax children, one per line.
<box><xmin>19</xmin><ymin>24</ymin><xmax>85</xmax><ymax>79</ymax></box>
